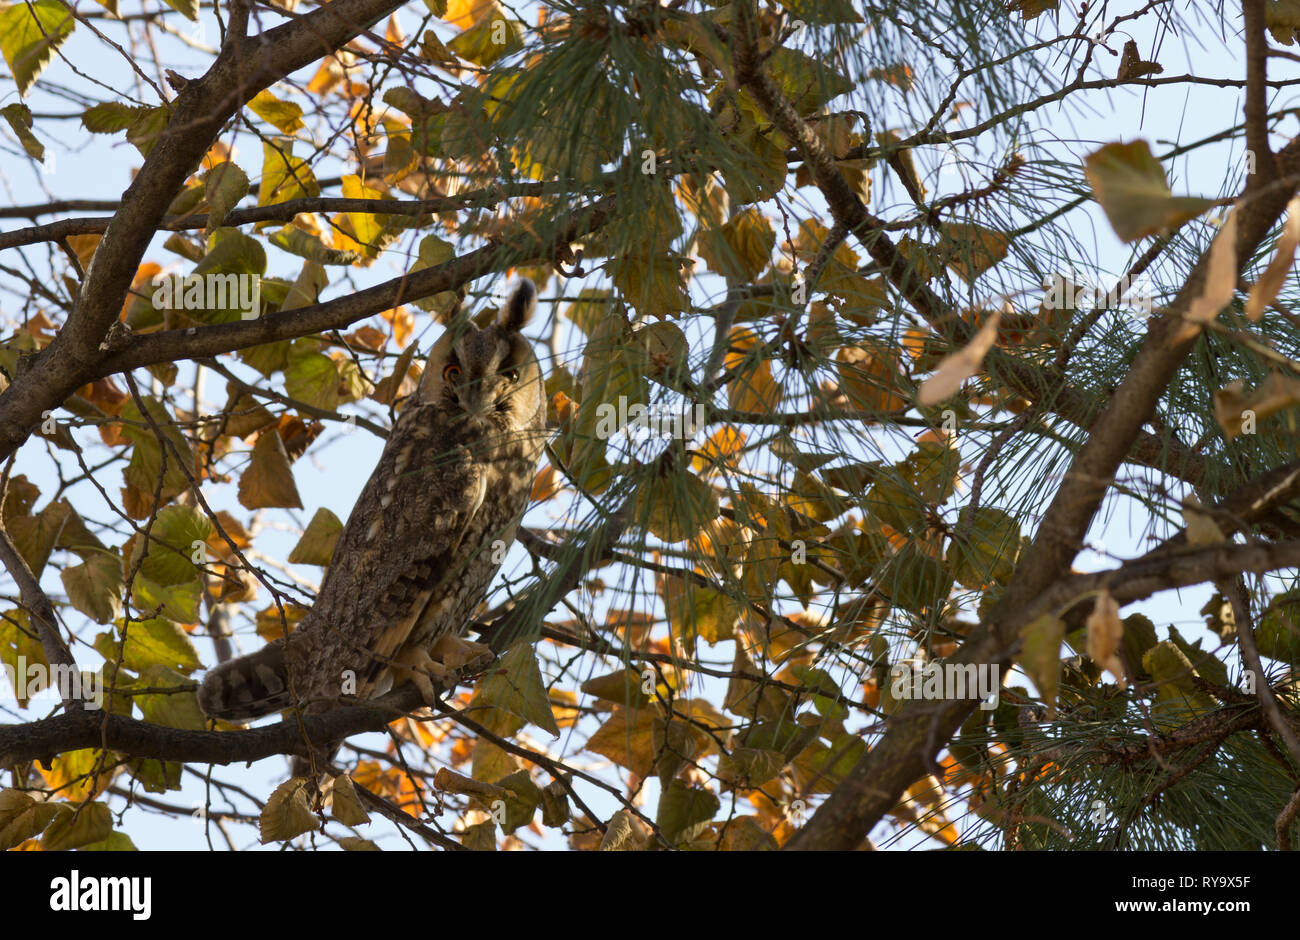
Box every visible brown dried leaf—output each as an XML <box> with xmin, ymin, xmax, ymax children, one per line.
<box><xmin>1183</xmin><ymin>209</ymin><xmax>1239</xmax><ymax>329</ymax></box>
<box><xmin>1085</xmin><ymin>589</ymin><xmax>1127</xmax><ymax>688</ymax></box>
<box><xmin>917</xmin><ymin>308</ymin><xmax>1001</xmax><ymax>405</ymax></box>
<box><xmin>1245</xmin><ymin>195</ymin><xmax>1300</xmax><ymax>321</ymax></box>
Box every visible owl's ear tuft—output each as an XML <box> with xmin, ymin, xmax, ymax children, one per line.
<box><xmin>498</xmin><ymin>278</ymin><xmax>537</xmax><ymax>331</ymax></box>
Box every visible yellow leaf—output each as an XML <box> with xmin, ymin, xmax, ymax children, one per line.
<box><xmin>444</xmin><ymin>0</ymin><xmax>493</xmax><ymax>29</ymax></box>
<box><xmin>697</xmin><ymin>209</ymin><xmax>775</xmax><ymax>282</ymax></box>
<box><xmin>328</xmin><ymin>774</ymin><xmax>371</xmax><ymax>827</ymax></box>
<box><xmin>288</xmin><ymin>507</ymin><xmax>343</xmax><ymax>565</ymax></box>
<box><xmin>692</xmin><ymin>426</ymin><xmax>747</xmax><ymax>474</ymax></box>
<box><xmin>941</xmin><ymin>224</ymin><xmax>1010</xmax><ymax>283</ymax></box>
<box><xmin>1181</xmin><ymin>496</ymin><xmax>1226</xmax><ymax>547</ymax></box>
<box><xmin>1084</xmin><ymin>140</ymin><xmax>1213</xmax><ymax>242</ymax></box>
<box><xmin>259</xmin><ymin>777</ymin><xmax>318</xmax><ymax>843</ymax></box>
<box><xmin>726</xmin><ymin>327</ymin><xmax>782</xmax><ymax>413</ymax></box>
<box><xmin>247</xmin><ymin>90</ymin><xmax>305</xmax><ymax>135</ymax></box>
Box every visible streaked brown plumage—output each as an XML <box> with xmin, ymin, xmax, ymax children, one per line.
<box><xmin>198</xmin><ymin>279</ymin><xmax>546</xmax><ymax>737</ymax></box>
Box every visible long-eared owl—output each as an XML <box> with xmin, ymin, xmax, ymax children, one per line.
<box><xmin>198</xmin><ymin>279</ymin><xmax>546</xmax><ymax>734</ymax></box>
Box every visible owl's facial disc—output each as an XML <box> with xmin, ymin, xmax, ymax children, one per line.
<box><xmin>445</xmin><ymin>328</ymin><xmax>535</xmax><ymax>430</ymax></box>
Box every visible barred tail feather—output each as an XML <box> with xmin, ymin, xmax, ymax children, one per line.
<box><xmin>197</xmin><ymin>641</ymin><xmax>292</xmax><ymax>721</ymax></box>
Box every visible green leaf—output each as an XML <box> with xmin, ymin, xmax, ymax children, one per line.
<box><xmin>284</xmin><ymin>343</ymin><xmax>340</xmax><ymax>412</ymax></box>
<box><xmin>268</xmin><ymin>226</ymin><xmax>359</xmax><ymax>266</ymax></box>
<box><xmin>472</xmin><ymin>642</ymin><xmax>560</xmax><ymax>737</ymax></box>
<box><xmin>495</xmin><ymin>769</ymin><xmax>542</xmax><ymax>834</ymax></box>
<box><xmin>864</xmin><ymin>472</ymin><xmax>926</xmax><ymax>535</ymax></box>
<box><xmin>194</xmin><ymin>227</ymin><xmax>267</xmax><ymax>279</ymax></box>
<box><xmin>717</xmin><ymin>746</ymin><xmax>786</xmax><ymax>788</ymax></box>
<box><xmin>948</xmin><ymin>507</ymin><xmax>1020</xmax><ymax>590</ymax></box>
<box><xmin>289</xmin><ymin>507</ymin><xmax>343</xmax><ymax>566</ymax></box>
<box><xmin>1258</xmin><ymin>589</ymin><xmax>1300</xmax><ymax>665</ymax></box>
<box><xmin>1</xmin><ymin>102</ymin><xmax>42</xmax><ymax>159</ymax></box>
<box><xmin>447</xmin><ymin>3</ymin><xmax>524</xmax><ymax>67</ymax></box>
<box><xmin>339</xmin><ymin>836</ymin><xmax>381</xmax><ymax>850</ymax></box>
<box><xmin>1084</xmin><ymin>140</ymin><xmax>1214</xmax><ymax>242</ymax></box>
<box><xmin>0</xmin><ymin>788</ymin><xmax>60</xmax><ymax>849</ymax></box>
<box><xmin>125</xmin><ymin>106</ymin><xmax>171</xmax><ymax>157</ymax></box>
<box><xmin>0</xmin><ymin>0</ymin><xmax>75</xmax><ymax>97</ymax></box>
<box><xmin>41</xmin><ymin>801</ymin><xmax>113</xmax><ymax>851</ymax></box>
<box><xmin>1143</xmin><ymin>641</ymin><xmax>1217</xmax><ymax>722</ymax></box>
<box><xmin>1167</xmin><ymin>625</ymin><xmax>1229</xmax><ymax>688</ymax></box>
<box><xmin>1018</xmin><ymin>612</ymin><xmax>1066</xmax><ymax>717</ymax></box>
<box><xmin>97</xmin><ymin>618</ymin><xmax>201</xmax><ymax>675</ymax></box>
<box><xmin>79</xmin><ymin>830</ymin><xmax>138</xmax><ymax>851</ymax></box>
<box><xmin>882</xmin><ymin>544</ymin><xmax>952</xmax><ymax>614</ymax></box>
<box><xmin>61</xmin><ymin>552</ymin><xmax>124</xmax><ymax>624</ymax></box>
<box><xmin>0</xmin><ymin>609</ymin><xmax>47</xmax><ymax>708</ymax></box>
<box><xmin>775</xmin><ymin>0</ymin><xmax>863</xmax><ymax>23</ymax></box>
<box><xmin>119</xmin><ymin>397</ymin><xmax>195</xmax><ymax>519</ymax></box>
<box><xmin>124</xmin><ymin>504</ymin><xmax>210</xmax><ymax>624</ymax></box>
<box><xmin>407</xmin><ymin>234</ymin><xmax>460</xmax><ymax>314</ymax></box>
<box><xmin>202</xmin><ymin>163</ymin><xmax>249</xmax><ymax>231</ymax></box>
<box><xmin>7</xmin><ymin>498</ymin><xmax>71</xmax><ymax>577</ymax></box>
<box><xmin>656</xmin><ymin>779</ymin><xmax>719</xmax><ymax>844</ymax></box>
<box><xmin>791</xmin><ymin>732</ymin><xmax>867</xmax><ymax>793</ymax></box>
<box><xmin>638</xmin><ymin>473</ymin><xmax>719</xmax><ymax>543</ymax></box>
<box><xmin>766</xmin><ymin>48</ymin><xmax>854</xmax><ymax>114</ymax></box>
<box><xmin>81</xmin><ymin>101</ymin><xmax>151</xmax><ymax>134</ymax></box>
<box><xmin>561</xmin><ymin>288</ymin><xmax>616</xmax><ymax>337</ymax></box>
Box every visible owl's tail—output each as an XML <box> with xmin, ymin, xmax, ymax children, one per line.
<box><xmin>197</xmin><ymin>640</ymin><xmax>292</xmax><ymax>721</ymax></box>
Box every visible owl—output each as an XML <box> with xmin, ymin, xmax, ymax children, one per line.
<box><xmin>198</xmin><ymin>279</ymin><xmax>547</xmax><ymax>750</ymax></box>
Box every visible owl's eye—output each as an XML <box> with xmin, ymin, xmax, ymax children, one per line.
<box><xmin>501</xmin><ymin>368</ymin><xmax>520</xmax><ymax>383</ymax></box>
<box><xmin>443</xmin><ymin>363</ymin><xmax>461</xmax><ymax>382</ymax></box>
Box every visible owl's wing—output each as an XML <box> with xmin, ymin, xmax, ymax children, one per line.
<box><xmin>348</xmin><ymin>467</ymin><xmax>489</xmax><ymax>700</ymax></box>
<box><xmin>288</xmin><ymin>403</ymin><xmax>487</xmax><ymax>706</ymax></box>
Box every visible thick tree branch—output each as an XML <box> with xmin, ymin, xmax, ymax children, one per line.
<box><xmin>94</xmin><ymin>196</ymin><xmax>612</xmax><ymax>374</ymax></box>
<box><xmin>0</xmin><ymin>685</ymin><xmax>422</xmax><ymax>769</ymax></box>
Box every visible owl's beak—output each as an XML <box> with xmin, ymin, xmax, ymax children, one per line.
<box><xmin>458</xmin><ymin>382</ymin><xmax>497</xmax><ymax>427</ymax></box>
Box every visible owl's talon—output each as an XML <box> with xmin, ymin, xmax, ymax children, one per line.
<box><xmin>394</xmin><ymin>646</ymin><xmax>455</xmax><ymax>707</ymax></box>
